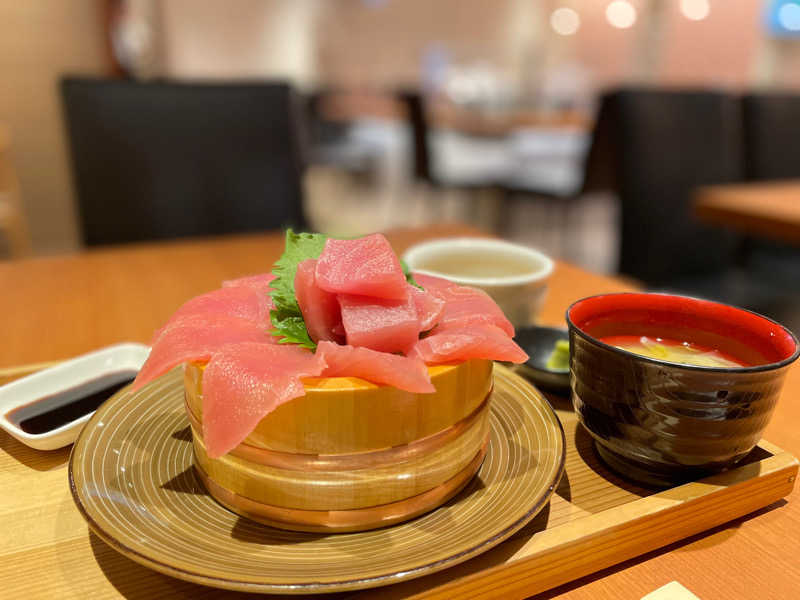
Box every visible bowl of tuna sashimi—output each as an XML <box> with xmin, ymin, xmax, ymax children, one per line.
<box><xmin>131</xmin><ymin>232</ymin><xmax>528</xmax><ymax>533</ymax></box>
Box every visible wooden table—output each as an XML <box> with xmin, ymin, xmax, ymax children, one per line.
<box><xmin>1</xmin><ymin>225</ymin><xmax>798</xmax><ymax>600</ymax></box>
<box><xmin>694</xmin><ymin>180</ymin><xmax>800</xmax><ymax>244</ymax></box>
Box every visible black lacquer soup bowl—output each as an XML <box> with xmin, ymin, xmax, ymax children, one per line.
<box><xmin>566</xmin><ymin>293</ymin><xmax>799</xmax><ymax>486</ymax></box>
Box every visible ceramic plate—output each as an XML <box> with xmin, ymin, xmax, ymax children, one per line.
<box><xmin>69</xmin><ymin>365</ymin><xmax>565</xmax><ymax>595</ymax></box>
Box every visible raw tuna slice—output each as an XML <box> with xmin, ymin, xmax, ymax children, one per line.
<box><xmin>316</xmin><ymin>234</ymin><xmax>407</xmax><ymax>299</ymax></box>
<box><xmin>133</xmin><ymin>314</ymin><xmax>274</xmax><ymax>391</ymax></box>
<box><xmin>316</xmin><ymin>341</ymin><xmax>434</xmax><ymax>393</ymax></box>
<box><xmin>338</xmin><ymin>292</ymin><xmax>419</xmax><ymax>354</ymax></box>
<box><xmin>149</xmin><ymin>286</ymin><xmax>273</xmax><ymax>344</ymax></box>
<box><xmin>222</xmin><ymin>273</ymin><xmax>275</xmax><ymax>291</ymax></box>
<box><xmin>170</xmin><ymin>286</ymin><xmax>271</xmax><ymax>325</ymax></box>
<box><xmin>411</xmin><ymin>323</ymin><xmax>529</xmax><ymax>364</ymax></box>
<box><xmin>414</xmin><ymin>272</ymin><xmax>456</xmax><ymax>292</ymax></box>
<box><xmin>295</xmin><ymin>259</ymin><xmax>342</xmax><ymax>343</ymax></box>
<box><xmin>202</xmin><ymin>343</ymin><xmax>326</xmax><ymax>458</ymax></box>
<box><xmin>408</xmin><ymin>285</ymin><xmax>445</xmax><ymax>332</ymax></box>
<box><xmin>415</xmin><ymin>274</ymin><xmax>514</xmax><ymax>337</ymax></box>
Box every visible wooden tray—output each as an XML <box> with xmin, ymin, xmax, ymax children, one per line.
<box><xmin>363</xmin><ymin>389</ymin><xmax>798</xmax><ymax>600</ymax></box>
<box><xmin>1</xmin><ymin>362</ymin><xmax>797</xmax><ymax>599</ymax></box>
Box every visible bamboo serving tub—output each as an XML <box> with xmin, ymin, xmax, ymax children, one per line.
<box><xmin>183</xmin><ymin>358</ymin><xmax>494</xmax><ymax>532</ymax></box>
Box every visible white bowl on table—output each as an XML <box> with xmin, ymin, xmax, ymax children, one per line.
<box><xmin>403</xmin><ymin>238</ymin><xmax>554</xmax><ymax>328</ymax></box>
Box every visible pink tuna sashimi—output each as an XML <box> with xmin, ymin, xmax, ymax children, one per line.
<box><xmin>133</xmin><ymin>314</ymin><xmax>275</xmax><ymax>391</ymax></box>
<box><xmin>316</xmin><ymin>234</ymin><xmax>407</xmax><ymax>300</ymax></box>
<box><xmin>408</xmin><ymin>285</ymin><xmax>445</xmax><ymax>332</ymax></box>
<box><xmin>414</xmin><ymin>274</ymin><xmax>514</xmax><ymax>337</ymax></box>
<box><xmin>295</xmin><ymin>259</ymin><xmax>343</xmax><ymax>343</ymax></box>
<box><xmin>202</xmin><ymin>343</ymin><xmax>326</xmax><ymax>458</ymax></box>
<box><xmin>411</xmin><ymin>323</ymin><xmax>529</xmax><ymax>364</ymax></box>
<box><xmin>338</xmin><ymin>292</ymin><xmax>419</xmax><ymax>354</ymax></box>
<box><xmin>414</xmin><ymin>272</ymin><xmax>456</xmax><ymax>292</ymax></box>
<box><xmin>149</xmin><ymin>286</ymin><xmax>273</xmax><ymax>344</ymax></box>
<box><xmin>222</xmin><ymin>273</ymin><xmax>275</xmax><ymax>291</ymax></box>
<box><xmin>316</xmin><ymin>341</ymin><xmax>434</xmax><ymax>393</ymax></box>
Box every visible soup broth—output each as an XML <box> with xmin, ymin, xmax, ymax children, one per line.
<box><xmin>416</xmin><ymin>252</ymin><xmax>536</xmax><ymax>278</ymax></box>
<box><xmin>601</xmin><ymin>335</ymin><xmax>747</xmax><ymax>368</ymax></box>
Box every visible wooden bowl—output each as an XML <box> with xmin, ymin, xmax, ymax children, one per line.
<box><xmin>184</xmin><ymin>359</ymin><xmax>493</xmax><ymax>532</ymax></box>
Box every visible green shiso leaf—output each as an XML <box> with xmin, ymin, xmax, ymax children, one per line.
<box><xmin>400</xmin><ymin>258</ymin><xmax>423</xmax><ymax>289</ymax></box>
<box><xmin>268</xmin><ymin>229</ymin><xmax>328</xmax><ymax>349</ymax></box>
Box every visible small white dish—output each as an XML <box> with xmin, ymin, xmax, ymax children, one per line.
<box><xmin>0</xmin><ymin>343</ymin><xmax>149</xmax><ymax>450</ymax></box>
<box><xmin>403</xmin><ymin>238</ymin><xmax>554</xmax><ymax>327</ymax></box>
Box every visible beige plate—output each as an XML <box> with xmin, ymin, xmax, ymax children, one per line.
<box><xmin>68</xmin><ymin>365</ymin><xmax>565</xmax><ymax>595</ymax></box>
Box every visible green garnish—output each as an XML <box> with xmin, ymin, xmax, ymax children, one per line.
<box><xmin>400</xmin><ymin>258</ymin><xmax>422</xmax><ymax>289</ymax></box>
<box><xmin>546</xmin><ymin>339</ymin><xmax>570</xmax><ymax>371</ymax></box>
<box><xmin>269</xmin><ymin>230</ymin><xmax>328</xmax><ymax>348</ymax></box>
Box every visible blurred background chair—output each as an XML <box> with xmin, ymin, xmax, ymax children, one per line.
<box><xmin>742</xmin><ymin>92</ymin><xmax>800</xmax><ymax>181</ymax></box>
<box><xmin>397</xmin><ymin>91</ymin><xmax>434</xmax><ymax>186</ymax></box>
<box><xmin>0</xmin><ymin>125</ymin><xmax>32</xmax><ymax>258</ymax></box>
<box><xmin>581</xmin><ymin>88</ymin><xmax>797</xmax><ymax>322</ymax></box>
<box><xmin>737</xmin><ymin>92</ymin><xmax>800</xmax><ymax>322</ymax></box>
<box><xmin>589</xmin><ymin>88</ymin><xmax>744</xmax><ymax>287</ymax></box>
<box><xmin>61</xmin><ymin>78</ymin><xmax>307</xmax><ymax>246</ymax></box>
<box><xmin>395</xmin><ymin>90</ymin><xmax>509</xmax><ymax>229</ymax></box>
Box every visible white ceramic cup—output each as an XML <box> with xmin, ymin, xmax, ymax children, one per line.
<box><xmin>403</xmin><ymin>238</ymin><xmax>554</xmax><ymax>328</ymax></box>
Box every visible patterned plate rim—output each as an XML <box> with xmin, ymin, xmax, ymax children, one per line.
<box><xmin>68</xmin><ymin>366</ymin><xmax>566</xmax><ymax>594</ymax></box>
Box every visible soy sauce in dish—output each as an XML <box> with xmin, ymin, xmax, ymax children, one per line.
<box><xmin>5</xmin><ymin>370</ymin><xmax>137</xmax><ymax>435</ymax></box>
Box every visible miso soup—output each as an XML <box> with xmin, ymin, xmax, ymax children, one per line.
<box><xmin>600</xmin><ymin>335</ymin><xmax>747</xmax><ymax>368</ymax></box>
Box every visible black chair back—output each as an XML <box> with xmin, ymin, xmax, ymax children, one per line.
<box><xmin>742</xmin><ymin>93</ymin><xmax>800</xmax><ymax>180</ymax></box>
<box><xmin>61</xmin><ymin>78</ymin><xmax>306</xmax><ymax>246</ymax></box>
<box><xmin>584</xmin><ymin>89</ymin><xmax>744</xmax><ymax>284</ymax></box>
<box><xmin>397</xmin><ymin>91</ymin><xmax>434</xmax><ymax>184</ymax></box>
<box><xmin>739</xmin><ymin>92</ymin><xmax>800</xmax><ymax>298</ymax></box>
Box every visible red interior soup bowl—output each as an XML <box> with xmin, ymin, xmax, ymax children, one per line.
<box><xmin>566</xmin><ymin>293</ymin><xmax>799</xmax><ymax>486</ymax></box>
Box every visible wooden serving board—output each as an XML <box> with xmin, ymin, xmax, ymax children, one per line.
<box><xmin>1</xmin><ymin>363</ymin><xmax>797</xmax><ymax>599</ymax></box>
<box><xmin>363</xmin><ymin>390</ymin><xmax>798</xmax><ymax>600</ymax></box>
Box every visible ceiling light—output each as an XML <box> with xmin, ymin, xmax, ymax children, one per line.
<box><xmin>550</xmin><ymin>7</ymin><xmax>581</xmax><ymax>36</ymax></box>
<box><xmin>606</xmin><ymin>0</ymin><xmax>637</xmax><ymax>29</ymax></box>
<box><xmin>680</xmin><ymin>0</ymin><xmax>710</xmax><ymax>21</ymax></box>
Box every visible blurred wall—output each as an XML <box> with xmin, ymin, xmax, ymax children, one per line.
<box><xmin>0</xmin><ymin>2</ymin><xmax>109</xmax><ymax>255</ymax></box>
<box><xmin>315</xmin><ymin>0</ymin><xmax>529</xmax><ymax>89</ymax></box>
<box><xmin>313</xmin><ymin>0</ymin><xmax>800</xmax><ymax>93</ymax></box>
<box><xmin>157</xmin><ymin>1</ymin><xmax>800</xmax><ymax>95</ymax></box>
<box><xmin>160</xmin><ymin>0</ymin><xmax>319</xmax><ymax>86</ymax></box>
<box><xmin>658</xmin><ymin>1</ymin><xmax>762</xmax><ymax>87</ymax></box>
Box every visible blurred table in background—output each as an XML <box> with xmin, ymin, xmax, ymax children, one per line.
<box><xmin>313</xmin><ymin>91</ymin><xmax>592</xmax><ymax>198</ymax></box>
<box><xmin>694</xmin><ymin>181</ymin><xmax>800</xmax><ymax>245</ymax></box>
<box><xmin>427</xmin><ymin>100</ymin><xmax>591</xmax><ymax>137</ymax></box>
<box><xmin>430</xmin><ymin>127</ymin><xmax>589</xmax><ymax>197</ymax></box>
<box><xmin>316</xmin><ymin>91</ymin><xmax>590</xmax><ymax>133</ymax></box>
